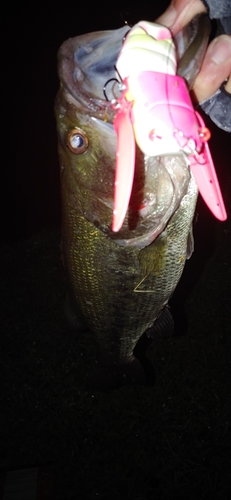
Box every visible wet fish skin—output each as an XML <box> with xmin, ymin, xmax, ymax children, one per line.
<box><xmin>55</xmin><ymin>15</ymin><xmax>210</xmax><ymax>389</ymax></box>
<box><xmin>176</xmin><ymin>13</ymin><xmax>211</xmax><ymax>88</ymax></box>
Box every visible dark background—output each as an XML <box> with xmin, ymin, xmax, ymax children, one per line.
<box><xmin>1</xmin><ymin>3</ymin><xmax>231</xmax><ymax>498</ymax></box>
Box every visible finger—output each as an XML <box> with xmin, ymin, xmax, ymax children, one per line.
<box><xmin>191</xmin><ymin>35</ymin><xmax>231</xmax><ymax>102</ymax></box>
<box><xmin>156</xmin><ymin>0</ymin><xmax>206</xmax><ymax>35</ymax></box>
<box><xmin>224</xmin><ymin>76</ymin><xmax>231</xmax><ymax>93</ymax></box>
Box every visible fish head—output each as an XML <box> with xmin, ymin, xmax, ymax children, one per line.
<box><xmin>55</xmin><ymin>16</ymin><xmax>224</xmax><ymax>249</ymax></box>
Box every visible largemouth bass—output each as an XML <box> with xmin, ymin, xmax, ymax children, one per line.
<box><xmin>55</xmin><ymin>15</ymin><xmax>223</xmax><ymax>390</ymax></box>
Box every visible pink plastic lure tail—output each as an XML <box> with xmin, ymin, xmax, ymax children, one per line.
<box><xmin>112</xmin><ymin>96</ymin><xmax>135</xmax><ymax>232</ymax></box>
<box><xmin>189</xmin><ymin>112</ymin><xmax>227</xmax><ymax>221</ymax></box>
<box><xmin>111</xmin><ymin>21</ymin><xmax>227</xmax><ymax>232</ymax></box>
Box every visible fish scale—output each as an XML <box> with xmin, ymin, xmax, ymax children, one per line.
<box><xmin>61</xmin><ymin>174</ymin><xmax>197</xmax><ymax>365</ymax></box>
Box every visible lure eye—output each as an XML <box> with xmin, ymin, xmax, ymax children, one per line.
<box><xmin>149</xmin><ymin>129</ymin><xmax>162</xmax><ymax>141</ymax></box>
<box><xmin>199</xmin><ymin>127</ymin><xmax>211</xmax><ymax>142</ymax></box>
<box><xmin>66</xmin><ymin>128</ymin><xmax>89</xmax><ymax>154</ymax></box>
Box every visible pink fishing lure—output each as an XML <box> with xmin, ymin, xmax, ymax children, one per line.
<box><xmin>112</xmin><ymin>21</ymin><xmax>227</xmax><ymax>232</ymax></box>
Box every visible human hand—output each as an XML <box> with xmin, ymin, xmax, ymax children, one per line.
<box><xmin>156</xmin><ymin>0</ymin><xmax>231</xmax><ymax>103</ymax></box>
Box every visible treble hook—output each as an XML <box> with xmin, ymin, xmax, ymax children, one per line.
<box><xmin>103</xmin><ymin>78</ymin><xmax>120</xmax><ymax>101</ymax></box>
<box><xmin>103</xmin><ymin>66</ymin><xmax>124</xmax><ymax>101</ymax></box>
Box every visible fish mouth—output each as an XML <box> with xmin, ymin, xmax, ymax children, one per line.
<box><xmin>58</xmin><ymin>15</ymin><xmax>210</xmax><ymax>115</ymax></box>
<box><xmin>57</xmin><ymin>16</ymin><xmax>211</xmax><ymax>248</ymax></box>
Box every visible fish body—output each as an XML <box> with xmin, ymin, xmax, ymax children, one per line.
<box><xmin>55</xmin><ymin>16</ymin><xmax>217</xmax><ymax>388</ymax></box>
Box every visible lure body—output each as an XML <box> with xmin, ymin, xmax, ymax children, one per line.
<box><xmin>112</xmin><ymin>22</ymin><xmax>227</xmax><ymax>232</ymax></box>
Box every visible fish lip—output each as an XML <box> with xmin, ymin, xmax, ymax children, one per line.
<box><xmin>113</xmin><ymin>228</ymin><xmax>164</xmax><ymax>249</ymax></box>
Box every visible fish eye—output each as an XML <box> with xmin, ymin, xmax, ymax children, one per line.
<box><xmin>66</xmin><ymin>128</ymin><xmax>89</xmax><ymax>154</ymax></box>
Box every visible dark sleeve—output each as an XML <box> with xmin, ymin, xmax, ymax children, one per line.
<box><xmin>201</xmin><ymin>0</ymin><xmax>231</xmax><ymax>33</ymax></box>
<box><xmin>199</xmin><ymin>1</ymin><xmax>231</xmax><ymax>132</ymax></box>
<box><xmin>199</xmin><ymin>85</ymin><xmax>231</xmax><ymax>133</ymax></box>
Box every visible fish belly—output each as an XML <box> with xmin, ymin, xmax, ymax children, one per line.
<box><xmin>61</xmin><ymin>174</ymin><xmax>198</xmax><ymax>366</ymax></box>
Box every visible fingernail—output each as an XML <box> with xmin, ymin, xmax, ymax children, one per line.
<box><xmin>210</xmin><ymin>37</ymin><xmax>231</xmax><ymax>64</ymax></box>
<box><xmin>225</xmin><ymin>77</ymin><xmax>231</xmax><ymax>93</ymax></box>
<box><xmin>156</xmin><ymin>5</ymin><xmax>176</xmax><ymax>28</ymax></box>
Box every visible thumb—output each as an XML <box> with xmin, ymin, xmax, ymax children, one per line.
<box><xmin>192</xmin><ymin>35</ymin><xmax>231</xmax><ymax>102</ymax></box>
<box><xmin>156</xmin><ymin>0</ymin><xmax>206</xmax><ymax>35</ymax></box>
